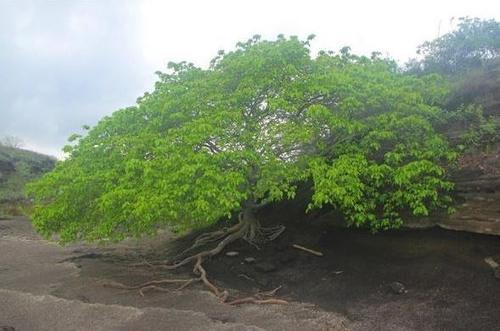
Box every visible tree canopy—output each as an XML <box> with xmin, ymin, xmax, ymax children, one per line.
<box><xmin>28</xmin><ymin>36</ymin><xmax>456</xmax><ymax>243</ymax></box>
<box><xmin>407</xmin><ymin>17</ymin><xmax>500</xmax><ymax>75</ymax></box>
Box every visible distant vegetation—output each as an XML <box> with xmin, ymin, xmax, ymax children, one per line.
<box><xmin>404</xmin><ymin>18</ymin><xmax>500</xmax><ymax>160</ymax></box>
<box><xmin>407</xmin><ymin>17</ymin><xmax>499</xmax><ymax>76</ymax></box>
<box><xmin>1</xmin><ymin>135</ymin><xmax>24</xmax><ymax>149</ymax></box>
<box><xmin>0</xmin><ymin>143</ymin><xmax>55</xmax><ymax>217</ymax></box>
<box><xmin>408</xmin><ymin>17</ymin><xmax>499</xmax><ymax>123</ymax></box>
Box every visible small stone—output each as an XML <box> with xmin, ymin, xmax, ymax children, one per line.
<box><xmin>225</xmin><ymin>251</ymin><xmax>239</xmax><ymax>257</ymax></box>
<box><xmin>389</xmin><ymin>281</ymin><xmax>407</xmax><ymax>294</ymax></box>
<box><xmin>494</xmin><ymin>267</ymin><xmax>500</xmax><ymax>280</ymax></box>
<box><xmin>255</xmin><ymin>262</ymin><xmax>277</xmax><ymax>273</ymax></box>
<box><xmin>0</xmin><ymin>326</ymin><xmax>15</xmax><ymax>331</ymax></box>
<box><xmin>244</xmin><ymin>257</ymin><xmax>256</xmax><ymax>264</ymax></box>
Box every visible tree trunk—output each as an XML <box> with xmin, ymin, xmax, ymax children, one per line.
<box><xmin>240</xmin><ymin>206</ymin><xmax>260</xmax><ymax>242</ymax></box>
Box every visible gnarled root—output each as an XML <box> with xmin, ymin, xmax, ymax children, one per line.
<box><xmin>103</xmin><ymin>278</ymin><xmax>196</xmax><ymax>297</ymax></box>
<box><xmin>227</xmin><ymin>286</ymin><xmax>287</xmax><ymax>305</ymax></box>
<box><xmin>113</xmin><ymin>212</ymin><xmax>286</xmax><ymax>305</ymax></box>
<box><xmin>161</xmin><ymin>210</ymin><xmax>283</xmax><ymax>270</ymax></box>
<box><xmin>227</xmin><ymin>298</ymin><xmax>288</xmax><ymax>305</ymax></box>
<box><xmin>104</xmin><ymin>256</ymin><xmax>226</xmax><ymax>299</ymax></box>
<box><xmin>172</xmin><ymin>221</ymin><xmax>244</xmax><ymax>262</ymax></box>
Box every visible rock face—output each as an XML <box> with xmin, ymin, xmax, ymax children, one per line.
<box><xmin>439</xmin><ymin>178</ymin><xmax>500</xmax><ymax>236</ymax></box>
<box><xmin>438</xmin><ymin>144</ymin><xmax>500</xmax><ymax>236</ymax></box>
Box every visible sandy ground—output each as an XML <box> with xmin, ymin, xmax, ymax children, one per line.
<box><xmin>0</xmin><ymin>217</ymin><xmax>347</xmax><ymax>331</ymax></box>
<box><xmin>1</xmin><ymin>216</ymin><xmax>499</xmax><ymax>330</ymax></box>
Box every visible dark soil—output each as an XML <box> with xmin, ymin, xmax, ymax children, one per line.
<box><xmin>56</xmin><ymin>200</ymin><xmax>500</xmax><ymax>330</ymax></box>
<box><xmin>4</xmin><ymin>216</ymin><xmax>498</xmax><ymax>330</ymax></box>
<box><xmin>167</xmin><ymin>217</ymin><xmax>500</xmax><ymax>330</ymax></box>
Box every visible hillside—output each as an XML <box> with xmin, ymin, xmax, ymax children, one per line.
<box><xmin>0</xmin><ymin>144</ymin><xmax>56</xmax><ymax>216</ymax></box>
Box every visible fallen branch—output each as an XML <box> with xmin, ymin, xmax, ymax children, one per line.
<box><xmin>484</xmin><ymin>257</ymin><xmax>499</xmax><ymax>269</ymax></box>
<box><xmin>292</xmin><ymin>244</ymin><xmax>323</xmax><ymax>257</ymax></box>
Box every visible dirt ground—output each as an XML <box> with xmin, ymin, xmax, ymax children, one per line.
<box><xmin>0</xmin><ymin>217</ymin><xmax>347</xmax><ymax>330</ymax></box>
<box><xmin>1</xmin><ymin>216</ymin><xmax>499</xmax><ymax>330</ymax></box>
<box><xmin>204</xmin><ymin>222</ymin><xmax>500</xmax><ymax>330</ymax></box>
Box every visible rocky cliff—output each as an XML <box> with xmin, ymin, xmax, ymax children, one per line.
<box><xmin>440</xmin><ymin>61</ymin><xmax>500</xmax><ymax>235</ymax></box>
<box><xmin>437</xmin><ymin>144</ymin><xmax>500</xmax><ymax>235</ymax></box>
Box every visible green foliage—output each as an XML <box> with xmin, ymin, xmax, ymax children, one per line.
<box><xmin>0</xmin><ymin>145</ymin><xmax>55</xmax><ymax>216</ymax></box>
<box><xmin>302</xmin><ymin>53</ymin><xmax>455</xmax><ymax>230</ymax></box>
<box><xmin>28</xmin><ymin>36</ymin><xmax>455</xmax><ymax>242</ymax></box>
<box><xmin>449</xmin><ymin>105</ymin><xmax>500</xmax><ymax>149</ymax></box>
<box><xmin>408</xmin><ymin>17</ymin><xmax>500</xmax><ymax>75</ymax></box>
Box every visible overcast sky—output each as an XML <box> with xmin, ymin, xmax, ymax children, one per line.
<box><xmin>1</xmin><ymin>0</ymin><xmax>499</xmax><ymax>158</ymax></box>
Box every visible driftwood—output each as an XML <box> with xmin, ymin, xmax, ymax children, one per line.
<box><xmin>292</xmin><ymin>244</ymin><xmax>323</xmax><ymax>257</ymax></box>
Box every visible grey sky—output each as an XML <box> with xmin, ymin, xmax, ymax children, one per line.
<box><xmin>1</xmin><ymin>0</ymin><xmax>499</xmax><ymax>157</ymax></box>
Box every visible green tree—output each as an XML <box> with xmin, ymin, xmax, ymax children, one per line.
<box><xmin>28</xmin><ymin>36</ymin><xmax>455</xmax><ymax>291</ymax></box>
<box><xmin>407</xmin><ymin>17</ymin><xmax>500</xmax><ymax>75</ymax></box>
<box><xmin>407</xmin><ymin>17</ymin><xmax>500</xmax><ymax>146</ymax></box>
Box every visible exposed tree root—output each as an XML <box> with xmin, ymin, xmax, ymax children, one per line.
<box><xmin>112</xmin><ymin>211</ymin><xmax>287</xmax><ymax>305</ymax></box>
<box><xmin>226</xmin><ymin>286</ymin><xmax>286</xmax><ymax>305</ymax></box>
<box><xmin>257</xmin><ymin>285</ymin><xmax>283</xmax><ymax>297</ymax></box>
<box><xmin>102</xmin><ymin>278</ymin><xmax>197</xmax><ymax>297</ymax></box>
<box><xmin>227</xmin><ymin>298</ymin><xmax>288</xmax><ymax>305</ymax></box>
<box><xmin>173</xmin><ymin>221</ymin><xmax>244</xmax><ymax>261</ymax></box>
